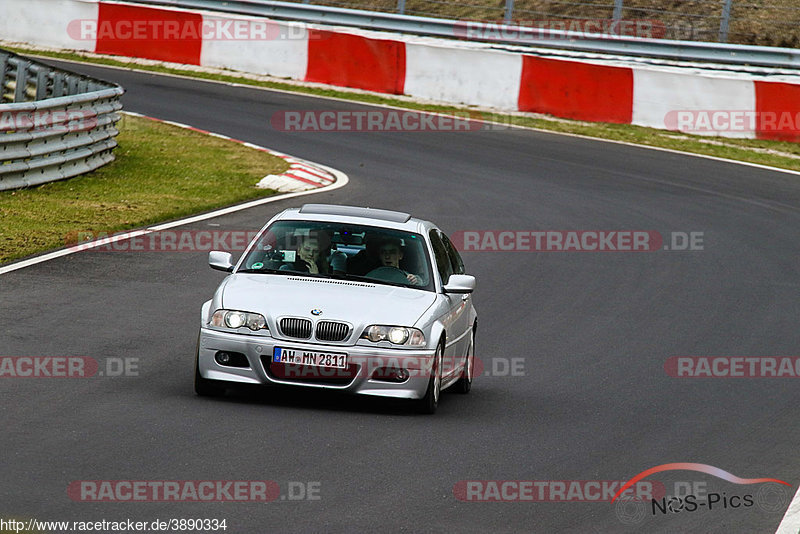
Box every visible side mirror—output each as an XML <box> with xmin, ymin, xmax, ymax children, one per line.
<box><xmin>443</xmin><ymin>274</ymin><xmax>475</xmax><ymax>294</ymax></box>
<box><xmin>208</xmin><ymin>251</ymin><xmax>233</xmax><ymax>272</ymax></box>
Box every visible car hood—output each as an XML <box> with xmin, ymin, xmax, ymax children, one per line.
<box><xmin>220</xmin><ymin>274</ymin><xmax>437</xmax><ymax>328</ymax></box>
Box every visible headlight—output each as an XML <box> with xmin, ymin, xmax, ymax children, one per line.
<box><xmin>361</xmin><ymin>325</ymin><xmax>425</xmax><ymax>347</ymax></box>
<box><xmin>211</xmin><ymin>309</ymin><xmax>268</xmax><ymax>331</ymax></box>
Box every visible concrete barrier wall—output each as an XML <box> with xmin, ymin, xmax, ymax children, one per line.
<box><xmin>1</xmin><ymin>0</ymin><xmax>97</xmax><ymax>51</ymax></box>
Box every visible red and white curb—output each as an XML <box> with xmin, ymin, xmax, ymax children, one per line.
<box><xmin>124</xmin><ymin>111</ymin><xmax>336</xmax><ymax>192</ymax></box>
<box><xmin>260</xmin><ymin>157</ymin><xmax>335</xmax><ymax>192</ymax></box>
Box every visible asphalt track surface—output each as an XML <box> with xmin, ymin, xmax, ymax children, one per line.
<box><xmin>2</xmin><ymin>60</ymin><xmax>800</xmax><ymax>533</ymax></box>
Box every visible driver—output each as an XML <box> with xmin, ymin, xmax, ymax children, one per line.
<box><xmin>378</xmin><ymin>238</ymin><xmax>421</xmax><ymax>285</ymax></box>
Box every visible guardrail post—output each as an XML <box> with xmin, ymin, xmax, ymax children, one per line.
<box><xmin>14</xmin><ymin>60</ymin><xmax>29</xmax><ymax>103</ymax></box>
<box><xmin>719</xmin><ymin>0</ymin><xmax>733</xmax><ymax>43</ymax></box>
<box><xmin>504</xmin><ymin>0</ymin><xmax>514</xmax><ymax>23</ymax></box>
<box><xmin>53</xmin><ymin>71</ymin><xmax>65</xmax><ymax>98</ymax></box>
<box><xmin>67</xmin><ymin>74</ymin><xmax>78</xmax><ymax>95</ymax></box>
<box><xmin>35</xmin><ymin>68</ymin><xmax>48</xmax><ymax>100</ymax></box>
<box><xmin>0</xmin><ymin>53</ymin><xmax>8</xmax><ymax>103</ymax></box>
<box><xmin>396</xmin><ymin>0</ymin><xmax>405</xmax><ymax>15</ymax></box>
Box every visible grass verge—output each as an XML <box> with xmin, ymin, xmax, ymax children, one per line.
<box><xmin>0</xmin><ymin>113</ymin><xmax>288</xmax><ymax>265</ymax></box>
<box><xmin>7</xmin><ymin>45</ymin><xmax>800</xmax><ymax>174</ymax></box>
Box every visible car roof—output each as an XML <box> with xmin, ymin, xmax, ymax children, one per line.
<box><xmin>274</xmin><ymin>204</ymin><xmax>434</xmax><ymax>233</ymax></box>
<box><xmin>300</xmin><ymin>204</ymin><xmax>411</xmax><ymax>223</ymax></box>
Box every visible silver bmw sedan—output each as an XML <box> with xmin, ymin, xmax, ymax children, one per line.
<box><xmin>195</xmin><ymin>204</ymin><xmax>477</xmax><ymax>414</ymax></box>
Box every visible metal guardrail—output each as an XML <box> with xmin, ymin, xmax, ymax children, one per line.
<box><xmin>122</xmin><ymin>0</ymin><xmax>800</xmax><ymax>69</ymax></box>
<box><xmin>0</xmin><ymin>49</ymin><xmax>124</xmax><ymax>191</ymax></box>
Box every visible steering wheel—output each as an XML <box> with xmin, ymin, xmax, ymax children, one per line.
<box><xmin>365</xmin><ymin>266</ymin><xmax>411</xmax><ymax>284</ymax></box>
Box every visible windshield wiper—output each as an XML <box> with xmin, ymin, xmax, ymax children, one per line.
<box><xmin>328</xmin><ymin>273</ymin><xmax>371</xmax><ymax>282</ymax></box>
<box><xmin>328</xmin><ymin>272</ymin><xmax>416</xmax><ymax>289</ymax></box>
<box><xmin>236</xmin><ymin>267</ymin><xmax>283</xmax><ymax>274</ymax></box>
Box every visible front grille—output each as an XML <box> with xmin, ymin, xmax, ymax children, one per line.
<box><xmin>279</xmin><ymin>317</ymin><xmax>312</xmax><ymax>339</ymax></box>
<box><xmin>315</xmin><ymin>321</ymin><xmax>351</xmax><ymax>342</ymax></box>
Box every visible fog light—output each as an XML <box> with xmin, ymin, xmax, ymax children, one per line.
<box><xmin>371</xmin><ymin>367</ymin><xmax>409</xmax><ymax>383</ymax></box>
<box><xmin>214</xmin><ymin>351</ymin><xmax>249</xmax><ymax>367</ymax></box>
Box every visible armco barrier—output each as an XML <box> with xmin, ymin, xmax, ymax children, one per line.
<box><xmin>4</xmin><ymin>1</ymin><xmax>800</xmax><ymax>142</ymax></box>
<box><xmin>0</xmin><ymin>48</ymin><xmax>124</xmax><ymax>190</ymax></box>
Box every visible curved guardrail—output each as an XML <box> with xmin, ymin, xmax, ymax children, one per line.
<box><xmin>0</xmin><ymin>49</ymin><xmax>124</xmax><ymax>191</ymax></box>
<box><xmin>122</xmin><ymin>0</ymin><xmax>800</xmax><ymax>69</ymax></box>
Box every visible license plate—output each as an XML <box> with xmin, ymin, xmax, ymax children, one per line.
<box><xmin>273</xmin><ymin>347</ymin><xmax>348</xmax><ymax>369</ymax></box>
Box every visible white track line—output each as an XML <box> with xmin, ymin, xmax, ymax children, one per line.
<box><xmin>775</xmin><ymin>486</ymin><xmax>800</xmax><ymax>533</ymax></box>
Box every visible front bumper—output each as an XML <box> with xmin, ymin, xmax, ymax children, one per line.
<box><xmin>198</xmin><ymin>328</ymin><xmax>436</xmax><ymax>399</ymax></box>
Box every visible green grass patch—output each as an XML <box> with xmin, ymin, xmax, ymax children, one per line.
<box><xmin>0</xmin><ymin>113</ymin><xmax>288</xmax><ymax>264</ymax></box>
<box><xmin>8</xmin><ymin>45</ymin><xmax>800</xmax><ymax>175</ymax></box>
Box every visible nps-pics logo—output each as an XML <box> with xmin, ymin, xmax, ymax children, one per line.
<box><xmin>611</xmin><ymin>463</ymin><xmax>791</xmax><ymax>525</ymax></box>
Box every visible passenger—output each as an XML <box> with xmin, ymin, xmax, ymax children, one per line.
<box><xmin>280</xmin><ymin>232</ymin><xmax>330</xmax><ymax>274</ymax></box>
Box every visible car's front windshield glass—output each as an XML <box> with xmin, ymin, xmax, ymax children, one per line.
<box><xmin>239</xmin><ymin>220</ymin><xmax>434</xmax><ymax>291</ymax></box>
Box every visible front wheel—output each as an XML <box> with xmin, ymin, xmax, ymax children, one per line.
<box><xmin>454</xmin><ymin>328</ymin><xmax>475</xmax><ymax>394</ymax></box>
<box><xmin>415</xmin><ymin>343</ymin><xmax>443</xmax><ymax>414</ymax></box>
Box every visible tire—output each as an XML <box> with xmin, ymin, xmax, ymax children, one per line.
<box><xmin>454</xmin><ymin>328</ymin><xmax>475</xmax><ymax>394</ymax></box>
<box><xmin>415</xmin><ymin>342</ymin><xmax>443</xmax><ymax>414</ymax></box>
<box><xmin>194</xmin><ymin>335</ymin><xmax>226</xmax><ymax>397</ymax></box>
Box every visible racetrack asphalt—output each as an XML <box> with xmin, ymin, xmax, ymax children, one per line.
<box><xmin>1</xmin><ymin>59</ymin><xmax>800</xmax><ymax>533</ymax></box>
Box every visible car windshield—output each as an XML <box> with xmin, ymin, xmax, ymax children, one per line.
<box><xmin>239</xmin><ymin>220</ymin><xmax>434</xmax><ymax>291</ymax></box>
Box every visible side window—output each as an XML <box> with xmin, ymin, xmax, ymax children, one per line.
<box><xmin>441</xmin><ymin>232</ymin><xmax>465</xmax><ymax>275</ymax></box>
<box><xmin>429</xmin><ymin>230</ymin><xmax>453</xmax><ymax>285</ymax></box>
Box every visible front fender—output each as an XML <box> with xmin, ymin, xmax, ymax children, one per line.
<box><xmin>201</xmin><ymin>299</ymin><xmax>212</xmax><ymax>327</ymax></box>
<box><xmin>428</xmin><ymin>321</ymin><xmax>446</xmax><ymax>351</ymax></box>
